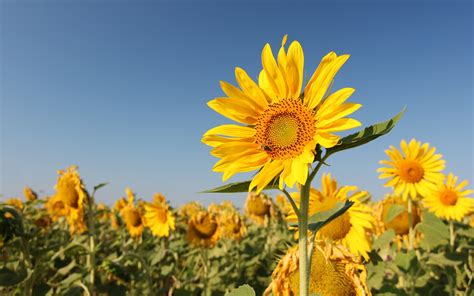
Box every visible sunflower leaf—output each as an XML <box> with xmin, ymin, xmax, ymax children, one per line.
<box><xmin>326</xmin><ymin>107</ymin><xmax>406</xmax><ymax>156</ymax></box>
<box><xmin>287</xmin><ymin>200</ymin><xmax>354</xmax><ymax>233</ymax></box>
<box><xmin>201</xmin><ymin>180</ymin><xmax>279</xmax><ymax>193</ymax></box>
<box><xmin>415</xmin><ymin>211</ymin><xmax>449</xmax><ymax>249</ymax></box>
<box><xmin>225</xmin><ymin>284</ymin><xmax>256</xmax><ymax>296</ymax></box>
<box><xmin>383</xmin><ymin>205</ymin><xmax>406</xmax><ymax>224</ymax></box>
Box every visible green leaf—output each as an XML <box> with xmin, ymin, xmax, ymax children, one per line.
<box><xmin>288</xmin><ymin>200</ymin><xmax>354</xmax><ymax>233</ymax></box>
<box><xmin>326</xmin><ymin>107</ymin><xmax>405</xmax><ymax>156</ymax></box>
<box><xmin>201</xmin><ymin>180</ymin><xmax>278</xmax><ymax>193</ymax></box>
<box><xmin>93</xmin><ymin>182</ymin><xmax>109</xmax><ymax>192</ymax></box>
<box><xmin>225</xmin><ymin>285</ymin><xmax>256</xmax><ymax>296</ymax></box>
<box><xmin>373</xmin><ymin>229</ymin><xmax>396</xmax><ymax>250</ymax></box>
<box><xmin>415</xmin><ymin>211</ymin><xmax>449</xmax><ymax>249</ymax></box>
<box><xmin>394</xmin><ymin>250</ymin><xmax>417</xmax><ymax>272</ymax></box>
<box><xmin>426</xmin><ymin>252</ymin><xmax>463</xmax><ymax>267</ymax></box>
<box><xmin>0</xmin><ymin>268</ymin><xmax>27</xmax><ymax>286</ymax></box>
<box><xmin>383</xmin><ymin>205</ymin><xmax>405</xmax><ymax>224</ymax></box>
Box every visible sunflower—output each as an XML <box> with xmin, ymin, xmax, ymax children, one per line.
<box><xmin>203</xmin><ymin>35</ymin><xmax>362</xmax><ymax>193</ymax></box>
<box><xmin>120</xmin><ymin>188</ymin><xmax>144</xmax><ymax>238</ymax></box>
<box><xmin>143</xmin><ymin>193</ymin><xmax>176</xmax><ymax>237</ymax></box>
<box><xmin>53</xmin><ymin>166</ymin><xmax>88</xmax><ymax>234</ymax></box>
<box><xmin>244</xmin><ymin>192</ymin><xmax>276</xmax><ymax>226</ymax></box>
<box><xmin>373</xmin><ymin>194</ymin><xmax>421</xmax><ymax>249</ymax></box>
<box><xmin>275</xmin><ymin>194</ymin><xmax>292</xmax><ymax>215</ymax></box>
<box><xmin>423</xmin><ymin>173</ymin><xmax>473</xmax><ymax>221</ymax></box>
<box><xmin>45</xmin><ymin>195</ymin><xmax>68</xmax><ymax>222</ymax></box>
<box><xmin>187</xmin><ymin>210</ymin><xmax>220</xmax><ymax>247</ymax></box>
<box><xmin>286</xmin><ymin>173</ymin><xmax>374</xmax><ymax>259</ymax></box>
<box><xmin>178</xmin><ymin>201</ymin><xmax>205</xmax><ymax>221</ymax></box>
<box><xmin>208</xmin><ymin>202</ymin><xmax>246</xmax><ymax>240</ymax></box>
<box><xmin>266</xmin><ymin>241</ymin><xmax>370</xmax><ymax>296</ymax></box>
<box><xmin>23</xmin><ymin>187</ymin><xmax>38</xmax><ymax>201</ymax></box>
<box><xmin>378</xmin><ymin>139</ymin><xmax>445</xmax><ymax>201</ymax></box>
<box><xmin>4</xmin><ymin>198</ymin><xmax>24</xmax><ymax>210</ymax></box>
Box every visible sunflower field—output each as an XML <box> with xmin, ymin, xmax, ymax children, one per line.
<box><xmin>1</xmin><ymin>35</ymin><xmax>474</xmax><ymax>296</ymax></box>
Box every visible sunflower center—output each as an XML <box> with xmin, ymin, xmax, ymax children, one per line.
<box><xmin>255</xmin><ymin>98</ymin><xmax>315</xmax><ymax>160</ymax></box>
<box><xmin>319</xmin><ymin>212</ymin><xmax>352</xmax><ymax>240</ymax></box>
<box><xmin>59</xmin><ymin>181</ymin><xmax>80</xmax><ymax>208</ymax></box>
<box><xmin>440</xmin><ymin>189</ymin><xmax>458</xmax><ymax>206</ymax></box>
<box><xmin>399</xmin><ymin>160</ymin><xmax>424</xmax><ymax>183</ymax></box>
<box><xmin>124</xmin><ymin>209</ymin><xmax>142</xmax><ymax>227</ymax></box>
<box><xmin>194</xmin><ymin>215</ymin><xmax>218</xmax><ymax>238</ymax></box>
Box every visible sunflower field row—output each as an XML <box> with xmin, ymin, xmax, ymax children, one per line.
<box><xmin>1</xmin><ymin>138</ymin><xmax>473</xmax><ymax>295</ymax></box>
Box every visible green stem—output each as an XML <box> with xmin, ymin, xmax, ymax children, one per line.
<box><xmin>20</xmin><ymin>236</ymin><xmax>34</xmax><ymax>296</ymax></box>
<box><xmin>298</xmin><ymin>181</ymin><xmax>310</xmax><ymax>296</ymax></box>
<box><xmin>86</xmin><ymin>192</ymin><xmax>96</xmax><ymax>292</ymax></box>
<box><xmin>281</xmin><ymin>188</ymin><xmax>300</xmax><ymax>216</ymax></box>
<box><xmin>407</xmin><ymin>198</ymin><xmax>414</xmax><ymax>250</ymax></box>
<box><xmin>449</xmin><ymin>220</ymin><xmax>455</xmax><ymax>250</ymax></box>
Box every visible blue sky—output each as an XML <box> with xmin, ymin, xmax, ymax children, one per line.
<box><xmin>1</xmin><ymin>0</ymin><xmax>472</xmax><ymax>207</ymax></box>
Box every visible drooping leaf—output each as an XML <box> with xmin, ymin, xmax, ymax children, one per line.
<box><xmin>415</xmin><ymin>211</ymin><xmax>449</xmax><ymax>249</ymax></box>
<box><xmin>225</xmin><ymin>284</ymin><xmax>256</xmax><ymax>296</ymax></box>
<box><xmin>383</xmin><ymin>205</ymin><xmax>406</xmax><ymax>224</ymax></box>
<box><xmin>288</xmin><ymin>200</ymin><xmax>354</xmax><ymax>233</ymax></box>
<box><xmin>326</xmin><ymin>108</ymin><xmax>405</xmax><ymax>156</ymax></box>
<box><xmin>93</xmin><ymin>182</ymin><xmax>109</xmax><ymax>192</ymax></box>
<box><xmin>201</xmin><ymin>180</ymin><xmax>278</xmax><ymax>193</ymax></box>
<box><xmin>373</xmin><ymin>229</ymin><xmax>396</xmax><ymax>250</ymax></box>
<box><xmin>0</xmin><ymin>267</ymin><xmax>27</xmax><ymax>286</ymax></box>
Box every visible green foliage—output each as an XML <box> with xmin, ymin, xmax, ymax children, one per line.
<box><xmin>225</xmin><ymin>284</ymin><xmax>256</xmax><ymax>296</ymax></box>
<box><xmin>416</xmin><ymin>211</ymin><xmax>449</xmax><ymax>249</ymax></box>
<box><xmin>201</xmin><ymin>180</ymin><xmax>279</xmax><ymax>193</ymax></box>
<box><xmin>383</xmin><ymin>205</ymin><xmax>405</xmax><ymax>224</ymax></box>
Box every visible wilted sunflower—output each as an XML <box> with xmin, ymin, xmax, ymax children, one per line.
<box><xmin>244</xmin><ymin>192</ymin><xmax>276</xmax><ymax>226</ymax></box>
<box><xmin>378</xmin><ymin>139</ymin><xmax>445</xmax><ymax>201</ymax></box>
<box><xmin>45</xmin><ymin>195</ymin><xmax>68</xmax><ymax>222</ymax></box>
<box><xmin>120</xmin><ymin>188</ymin><xmax>144</xmax><ymax>238</ymax></box>
<box><xmin>178</xmin><ymin>201</ymin><xmax>204</xmax><ymax>221</ymax></box>
<box><xmin>208</xmin><ymin>202</ymin><xmax>246</xmax><ymax>240</ymax></box>
<box><xmin>23</xmin><ymin>187</ymin><xmax>38</xmax><ymax>201</ymax></box>
<box><xmin>203</xmin><ymin>35</ymin><xmax>362</xmax><ymax>193</ymax></box>
<box><xmin>187</xmin><ymin>210</ymin><xmax>220</xmax><ymax>247</ymax></box>
<box><xmin>423</xmin><ymin>173</ymin><xmax>473</xmax><ymax>221</ymax></box>
<box><xmin>4</xmin><ymin>198</ymin><xmax>24</xmax><ymax>210</ymax></box>
<box><xmin>53</xmin><ymin>166</ymin><xmax>88</xmax><ymax>234</ymax></box>
<box><xmin>373</xmin><ymin>194</ymin><xmax>421</xmax><ymax>249</ymax></box>
<box><xmin>143</xmin><ymin>193</ymin><xmax>176</xmax><ymax>237</ymax></box>
<box><xmin>266</xmin><ymin>241</ymin><xmax>370</xmax><ymax>296</ymax></box>
<box><xmin>287</xmin><ymin>173</ymin><xmax>374</xmax><ymax>259</ymax></box>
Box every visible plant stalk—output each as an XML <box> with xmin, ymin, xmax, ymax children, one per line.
<box><xmin>86</xmin><ymin>192</ymin><xmax>96</xmax><ymax>292</ymax></box>
<box><xmin>407</xmin><ymin>198</ymin><xmax>414</xmax><ymax>250</ymax></box>
<box><xmin>298</xmin><ymin>181</ymin><xmax>310</xmax><ymax>296</ymax></box>
<box><xmin>449</xmin><ymin>220</ymin><xmax>455</xmax><ymax>250</ymax></box>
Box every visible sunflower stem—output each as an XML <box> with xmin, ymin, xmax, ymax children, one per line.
<box><xmin>298</xmin><ymin>181</ymin><xmax>310</xmax><ymax>296</ymax></box>
<box><xmin>449</xmin><ymin>220</ymin><xmax>455</xmax><ymax>250</ymax></box>
<box><xmin>282</xmin><ymin>188</ymin><xmax>300</xmax><ymax>217</ymax></box>
<box><xmin>407</xmin><ymin>198</ymin><xmax>414</xmax><ymax>250</ymax></box>
<box><xmin>86</xmin><ymin>192</ymin><xmax>96</xmax><ymax>292</ymax></box>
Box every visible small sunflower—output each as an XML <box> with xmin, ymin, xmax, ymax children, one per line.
<box><xmin>23</xmin><ymin>187</ymin><xmax>38</xmax><ymax>201</ymax></box>
<box><xmin>373</xmin><ymin>194</ymin><xmax>422</xmax><ymax>249</ymax></box>
<box><xmin>45</xmin><ymin>195</ymin><xmax>68</xmax><ymax>222</ymax></box>
<box><xmin>378</xmin><ymin>139</ymin><xmax>445</xmax><ymax>201</ymax></box>
<box><xmin>244</xmin><ymin>192</ymin><xmax>276</xmax><ymax>226</ymax></box>
<box><xmin>143</xmin><ymin>193</ymin><xmax>176</xmax><ymax>238</ymax></box>
<box><xmin>178</xmin><ymin>201</ymin><xmax>205</xmax><ymax>221</ymax></box>
<box><xmin>424</xmin><ymin>173</ymin><xmax>473</xmax><ymax>221</ymax></box>
<box><xmin>267</xmin><ymin>241</ymin><xmax>370</xmax><ymax>296</ymax></box>
<box><xmin>286</xmin><ymin>173</ymin><xmax>374</xmax><ymax>259</ymax></box>
<box><xmin>187</xmin><ymin>210</ymin><xmax>220</xmax><ymax>247</ymax></box>
<box><xmin>120</xmin><ymin>188</ymin><xmax>144</xmax><ymax>238</ymax></box>
<box><xmin>4</xmin><ymin>198</ymin><xmax>24</xmax><ymax>210</ymax></box>
<box><xmin>208</xmin><ymin>202</ymin><xmax>246</xmax><ymax>240</ymax></box>
<box><xmin>203</xmin><ymin>35</ymin><xmax>362</xmax><ymax>193</ymax></box>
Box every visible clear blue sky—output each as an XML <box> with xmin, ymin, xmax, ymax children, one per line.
<box><xmin>1</xmin><ymin>0</ymin><xmax>472</xmax><ymax>207</ymax></box>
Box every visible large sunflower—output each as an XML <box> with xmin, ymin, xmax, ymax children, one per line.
<box><xmin>378</xmin><ymin>139</ymin><xmax>445</xmax><ymax>201</ymax></box>
<box><xmin>120</xmin><ymin>188</ymin><xmax>144</xmax><ymax>238</ymax></box>
<box><xmin>423</xmin><ymin>173</ymin><xmax>473</xmax><ymax>221</ymax></box>
<box><xmin>187</xmin><ymin>210</ymin><xmax>220</xmax><ymax>247</ymax></box>
<box><xmin>143</xmin><ymin>193</ymin><xmax>176</xmax><ymax>238</ymax></box>
<box><xmin>203</xmin><ymin>35</ymin><xmax>361</xmax><ymax>193</ymax></box>
<box><xmin>53</xmin><ymin>166</ymin><xmax>88</xmax><ymax>234</ymax></box>
<box><xmin>286</xmin><ymin>173</ymin><xmax>374</xmax><ymax>259</ymax></box>
<box><xmin>266</xmin><ymin>241</ymin><xmax>370</xmax><ymax>296</ymax></box>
